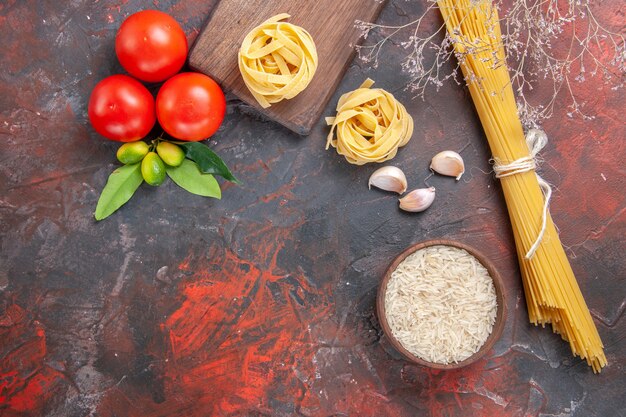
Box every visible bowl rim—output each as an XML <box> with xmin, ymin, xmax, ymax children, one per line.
<box><xmin>376</xmin><ymin>239</ymin><xmax>507</xmax><ymax>369</ymax></box>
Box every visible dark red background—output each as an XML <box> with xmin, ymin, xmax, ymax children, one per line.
<box><xmin>1</xmin><ymin>1</ymin><xmax>624</xmax><ymax>416</ymax></box>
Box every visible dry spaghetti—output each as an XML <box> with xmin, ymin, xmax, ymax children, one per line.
<box><xmin>238</xmin><ymin>13</ymin><xmax>318</xmax><ymax>108</ymax></box>
<box><xmin>438</xmin><ymin>0</ymin><xmax>606</xmax><ymax>372</ymax></box>
<box><xmin>325</xmin><ymin>79</ymin><xmax>413</xmax><ymax>165</ymax></box>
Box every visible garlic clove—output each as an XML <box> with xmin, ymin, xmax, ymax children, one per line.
<box><xmin>398</xmin><ymin>187</ymin><xmax>436</xmax><ymax>212</ymax></box>
<box><xmin>430</xmin><ymin>151</ymin><xmax>465</xmax><ymax>180</ymax></box>
<box><xmin>368</xmin><ymin>166</ymin><xmax>407</xmax><ymax>194</ymax></box>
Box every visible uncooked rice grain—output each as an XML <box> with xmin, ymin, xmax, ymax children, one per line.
<box><xmin>384</xmin><ymin>245</ymin><xmax>497</xmax><ymax>364</ymax></box>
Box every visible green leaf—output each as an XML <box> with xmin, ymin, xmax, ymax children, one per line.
<box><xmin>166</xmin><ymin>159</ymin><xmax>221</xmax><ymax>199</ymax></box>
<box><xmin>177</xmin><ymin>142</ymin><xmax>241</xmax><ymax>184</ymax></box>
<box><xmin>95</xmin><ymin>163</ymin><xmax>143</xmax><ymax>221</ymax></box>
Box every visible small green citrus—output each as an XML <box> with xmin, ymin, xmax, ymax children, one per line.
<box><xmin>156</xmin><ymin>141</ymin><xmax>185</xmax><ymax>167</ymax></box>
<box><xmin>116</xmin><ymin>141</ymin><xmax>150</xmax><ymax>164</ymax></box>
<box><xmin>141</xmin><ymin>152</ymin><xmax>166</xmax><ymax>186</ymax></box>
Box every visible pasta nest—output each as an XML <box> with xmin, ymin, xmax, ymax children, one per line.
<box><xmin>326</xmin><ymin>79</ymin><xmax>413</xmax><ymax>165</ymax></box>
<box><xmin>238</xmin><ymin>13</ymin><xmax>318</xmax><ymax>108</ymax></box>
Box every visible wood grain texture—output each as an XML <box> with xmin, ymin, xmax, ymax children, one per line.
<box><xmin>189</xmin><ymin>0</ymin><xmax>388</xmax><ymax>135</ymax></box>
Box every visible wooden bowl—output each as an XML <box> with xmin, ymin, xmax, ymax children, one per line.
<box><xmin>376</xmin><ymin>239</ymin><xmax>506</xmax><ymax>369</ymax></box>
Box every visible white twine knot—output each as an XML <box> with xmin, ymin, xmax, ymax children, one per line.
<box><xmin>493</xmin><ymin>128</ymin><xmax>551</xmax><ymax>260</ymax></box>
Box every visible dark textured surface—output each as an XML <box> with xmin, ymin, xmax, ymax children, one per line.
<box><xmin>0</xmin><ymin>1</ymin><xmax>624</xmax><ymax>416</ymax></box>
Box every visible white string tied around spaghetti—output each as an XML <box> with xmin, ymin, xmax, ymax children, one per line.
<box><xmin>493</xmin><ymin>128</ymin><xmax>551</xmax><ymax>260</ymax></box>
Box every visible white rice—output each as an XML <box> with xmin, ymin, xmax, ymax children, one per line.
<box><xmin>384</xmin><ymin>245</ymin><xmax>497</xmax><ymax>364</ymax></box>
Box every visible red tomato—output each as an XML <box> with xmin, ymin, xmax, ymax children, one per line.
<box><xmin>115</xmin><ymin>10</ymin><xmax>188</xmax><ymax>83</ymax></box>
<box><xmin>88</xmin><ymin>75</ymin><xmax>156</xmax><ymax>142</ymax></box>
<box><xmin>156</xmin><ymin>73</ymin><xmax>226</xmax><ymax>141</ymax></box>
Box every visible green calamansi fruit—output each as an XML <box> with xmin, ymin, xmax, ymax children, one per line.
<box><xmin>141</xmin><ymin>152</ymin><xmax>166</xmax><ymax>186</ymax></box>
<box><xmin>156</xmin><ymin>141</ymin><xmax>185</xmax><ymax>167</ymax></box>
<box><xmin>116</xmin><ymin>141</ymin><xmax>150</xmax><ymax>164</ymax></box>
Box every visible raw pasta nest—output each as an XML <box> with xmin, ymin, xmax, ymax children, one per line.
<box><xmin>325</xmin><ymin>79</ymin><xmax>413</xmax><ymax>165</ymax></box>
<box><xmin>238</xmin><ymin>13</ymin><xmax>318</xmax><ymax>108</ymax></box>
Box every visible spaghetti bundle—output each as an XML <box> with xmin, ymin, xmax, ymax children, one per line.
<box><xmin>437</xmin><ymin>0</ymin><xmax>606</xmax><ymax>371</ymax></box>
<box><xmin>326</xmin><ymin>79</ymin><xmax>413</xmax><ymax>165</ymax></box>
<box><xmin>238</xmin><ymin>13</ymin><xmax>318</xmax><ymax>108</ymax></box>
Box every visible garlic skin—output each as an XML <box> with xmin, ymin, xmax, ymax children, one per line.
<box><xmin>398</xmin><ymin>187</ymin><xmax>436</xmax><ymax>212</ymax></box>
<box><xmin>368</xmin><ymin>166</ymin><xmax>407</xmax><ymax>194</ymax></box>
<box><xmin>430</xmin><ymin>151</ymin><xmax>465</xmax><ymax>180</ymax></box>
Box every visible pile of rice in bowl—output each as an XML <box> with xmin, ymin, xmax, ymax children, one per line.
<box><xmin>384</xmin><ymin>245</ymin><xmax>498</xmax><ymax>364</ymax></box>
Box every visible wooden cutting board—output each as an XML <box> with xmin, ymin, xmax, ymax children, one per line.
<box><xmin>189</xmin><ymin>0</ymin><xmax>388</xmax><ymax>135</ymax></box>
